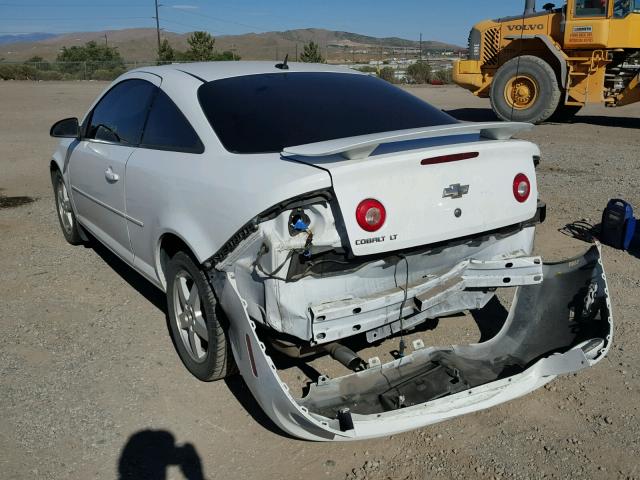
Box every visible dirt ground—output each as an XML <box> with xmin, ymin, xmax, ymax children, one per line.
<box><xmin>1</xmin><ymin>80</ymin><xmax>639</xmax><ymax>480</ymax></box>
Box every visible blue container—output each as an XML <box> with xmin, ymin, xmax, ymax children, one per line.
<box><xmin>601</xmin><ymin>199</ymin><xmax>636</xmax><ymax>251</ymax></box>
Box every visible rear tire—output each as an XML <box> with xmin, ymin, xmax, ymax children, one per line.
<box><xmin>51</xmin><ymin>168</ymin><xmax>84</xmax><ymax>245</ymax></box>
<box><xmin>166</xmin><ymin>251</ymin><xmax>236</xmax><ymax>381</ymax></box>
<box><xmin>490</xmin><ymin>55</ymin><xmax>561</xmax><ymax>124</ymax></box>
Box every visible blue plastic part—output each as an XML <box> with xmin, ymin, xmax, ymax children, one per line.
<box><xmin>626</xmin><ymin>217</ymin><xmax>638</xmax><ymax>251</ymax></box>
<box><xmin>601</xmin><ymin>199</ymin><xmax>636</xmax><ymax>251</ymax></box>
<box><xmin>292</xmin><ymin>218</ymin><xmax>309</xmax><ymax>231</ymax></box>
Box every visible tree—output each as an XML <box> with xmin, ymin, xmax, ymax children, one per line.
<box><xmin>406</xmin><ymin>61</ymin><xmax>432</xmax><ymax>84</ymax></box>
<box><xmin>299</xmin><ymin>41</ymin><xmax>324</xmax><ymax>63</ymax></box>
<box><xmin>157</xmin><ymin>39</ymin><xmax>175</xmax><ymax>63</ymax></box>
<box><xmin>56</xmin><ymin>40</ymin><xmax>124</xmax><ymax>76</ymax></box>
<box><xmin>25</xmin><ymin>55</ymin><xmax>50</xmax><ymax>70</ymax></box>
<box><xmin>213</xmin><ymin>50</ymin><xmax>240</xmax><ymax>61</ymax></box>
<box><xmin>378</xmin><ymin>67</ymin><xmax>396</xmax><ymax>83</ymax></box>
<box><xmin>187</xmin><ymin>31</ymin><xmax>216</xmax><ymax>61</ymax></box>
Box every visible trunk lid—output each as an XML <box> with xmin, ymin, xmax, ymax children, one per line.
<box><xmin>283</xmin><ymin>125</ymin><xmax>538</xmax><ymax>256</ymax></box>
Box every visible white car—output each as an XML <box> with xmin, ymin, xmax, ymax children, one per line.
<box><xmin>49</xmin><ymin>61</ymin><xmax>612</xmax><ymax>441</ymax></box>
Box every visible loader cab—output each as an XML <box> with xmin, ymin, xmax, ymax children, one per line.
<box><xmin>564</xmin><ymin>0</ymin><xmax>611</xmax><ymax>48</ymax></box>
<box><xmin>565</xmin><ymin>0</ymin><xmax>640</xmax><ymax>48</ymax></box>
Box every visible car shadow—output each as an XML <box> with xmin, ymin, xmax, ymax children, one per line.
<box><xmin>90</xmin><ymin>240</ymin><xmax>166</xmax><ymax>313</ymax></box>
<box><xmin>88</xmin><ymin>240</ymin><xmax>294</xmax><ymax>439</ymax></box>
<box><xmin>224</xmin><ymin>375</ymin><xmax>296</xmax><ymax>439</ymax></box>
<box><xmin>117</xmin><ymin>429</ymin><xmax>204</xmax><ymax>480</ymax></box>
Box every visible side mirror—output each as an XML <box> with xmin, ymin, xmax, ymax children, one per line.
<box><xmin>50</xmin><ymin>117</ymin><xmax>80</xmax><ymax>138</ymax></box>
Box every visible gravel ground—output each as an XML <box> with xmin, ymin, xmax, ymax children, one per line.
<box><xmin>1</xmin><ymin>80</ymin><xmax>639</xmax><ymax>480</ymax></box>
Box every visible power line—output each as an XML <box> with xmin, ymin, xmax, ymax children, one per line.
<box><xmin>2</xmin><ymin>16</ymin><xmax>151</xmax><ymax>21</ymax></box>
<box><xmin>159</xmin><ymin>18</ymin><xmax>229</xmax><ymax>35</ymax></box>
<box><xmin>0</xmin><ymin>1</ymin><xmax>152</xmax><ymax>5</ymax></box>
<box><xmin>170</xmin><ymin>7</ymin><xmax>270</xmax><ymax>32</ymax></box>
<box><xmin>154</xmin><ymin>0</ymin><xmax>161</xmax><ymax>53</ymax></box>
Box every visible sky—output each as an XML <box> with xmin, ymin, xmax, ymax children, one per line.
<box><xmin>0</xmin><ymin>0</ymin><xmax>535</xmax><ymax>45</ymax></box>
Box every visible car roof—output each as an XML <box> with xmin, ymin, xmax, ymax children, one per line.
<box><xmin>132</xmin><ymin>61</ymin><xmax>362</xmax><ymax>83</ymax></box>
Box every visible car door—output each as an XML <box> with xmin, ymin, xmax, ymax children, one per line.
<box><xmin>68</xmin><ymin>78</ymin><xmax>157</xmax><ymax>263</ymax></box>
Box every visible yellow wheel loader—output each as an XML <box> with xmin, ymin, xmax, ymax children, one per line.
<box><xmin>453</xmin><ymin>0</ymin><xmax>640</xmax><ymax>123</ymax></box>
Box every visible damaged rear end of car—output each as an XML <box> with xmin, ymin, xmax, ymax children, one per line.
<box><xmin>205</xmin><ymin>121</ymin><xmax>612</xmax><ymax>441</ymax></box>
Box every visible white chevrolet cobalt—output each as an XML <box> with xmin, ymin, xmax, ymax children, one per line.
<box><xmin>49</xmin><ymin>62</ymin><xmax>612</xmax><ymax>441</ymax></box>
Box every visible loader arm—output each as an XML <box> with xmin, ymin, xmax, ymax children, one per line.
<box><xmin>616</xmin><ymin>73</ymin><xmax>640</xmax><ymax>107</ymax></box>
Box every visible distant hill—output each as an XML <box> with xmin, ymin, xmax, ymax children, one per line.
<box><xmin>0</xmin><ymin>28</ymin><xmax>462</xmax><ymax>62</ymax></box>
<box><xmin>0</xmin><ymin>33</ymin><xmax>57</xmax><ymax>45</ymax></box>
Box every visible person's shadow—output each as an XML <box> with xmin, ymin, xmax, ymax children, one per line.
<box><xmin>118</xmin><ymin>429</ymin><xmax>204</xmax><ymax>480</ymax></box>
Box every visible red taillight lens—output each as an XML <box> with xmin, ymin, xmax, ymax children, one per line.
<box><xmin>513</xmin><ymin>173</ymin><xmax>531</xmax><ymax>203</ymax></box>
<box><xmin>356</xmin><ymin>199</ymin><xmax>386</xmax><ymax>232</ymax></box>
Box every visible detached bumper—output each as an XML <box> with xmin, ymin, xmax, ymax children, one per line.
<box><xmin>218</xmin><ymin>245</ymin><xmax>612</xmax><ymax>441</ymax></box>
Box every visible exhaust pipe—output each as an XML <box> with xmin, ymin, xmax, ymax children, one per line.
<box><xmin>524</xmin><ymin>0</ymin><xmax>536</xmax><ymax>15</ymax></box>
<box><xmin>323</xmin><ymin>343</ymin><xmax>367</xmax><ymax>371</ymax></box>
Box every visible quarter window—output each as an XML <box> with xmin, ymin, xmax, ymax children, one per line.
<box><xmin>86</xmin><ymin>79</ymin><xmax>156</xmax><ymax>145</ymax></box>
<box><xmin>140</xmin><ymin>89</ymin><xmax>204</xmax><ymax>153</ymax></box>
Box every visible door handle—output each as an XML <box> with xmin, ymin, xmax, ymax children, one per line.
<box><xmin>104</xmin><ymin>167</ymin><xmax>120</xmax><ymax>183</ymax></box>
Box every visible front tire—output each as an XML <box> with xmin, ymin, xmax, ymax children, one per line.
<box><xmin>166</xmin><ymin>251</ymin><xmax>236</xmax><ymax>381</ymax></box>
<box><xmin>51</xmin><ymin>168</ymin><xmax>84</xmax><ymax>245</ymax></box>
<box><xmin>490</xmin><ymin>55</ymin><xmax>561</xmax><ymax>124</ymax></box>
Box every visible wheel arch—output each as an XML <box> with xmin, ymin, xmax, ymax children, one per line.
<box><xmin>502</xmin><ymin>35</ymin><xmax>568</xmax><ymax>89</ymax></box>
<box><xmin>50</xmin><ymin>154</ymin><xmax>64</xmax><ymax>178</ymax></box>
<box><xmin>156</xmin><ymin>231</ymin><xmax>206</xmax><ymax>290</ymax></box>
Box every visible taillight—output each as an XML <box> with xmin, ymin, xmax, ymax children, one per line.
<box><xmin>356</xmin><ymin>198</ymin><xmax>386</xmax><ymax>232</ymax></box>
<box><xmin>513</xmin><ymin>173</ymin><xmax>531</xmax><ymax>203</ymax></box>
<box><xmin>421</xmin><ymin>151</ymin><xmax>479</xmax><ymax>166</ymax></box>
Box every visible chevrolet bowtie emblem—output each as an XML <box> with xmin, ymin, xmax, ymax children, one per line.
<box><xmin>442</xmin><ymin>183</ymin><xmax>470</xmax><ymax>199</ymax></box>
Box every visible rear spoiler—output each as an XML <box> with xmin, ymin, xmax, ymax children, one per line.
<box><xmin>281</xmin><ymin>121</ymin><xmax>533</xmax><ymax>160</ymax></box>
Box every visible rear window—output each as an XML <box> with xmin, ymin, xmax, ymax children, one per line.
<box><xmin>198</xmin><ymin>72</ymin><xmax>457</xmax><ymax>154</ymax></box>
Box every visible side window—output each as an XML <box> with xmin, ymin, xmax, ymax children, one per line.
<box><xmin>87</xmin><ymin>79</ymin><xmax>156</xmax><ymax>145</ymax></box>
<box><xmin>614</xmin><ymin>0</ymin><xmax>632</xmax><ymax>16</ymax></box>
<box><xmin>140</xmin><ymin>89</ymin><xmax>204</xmax><ymax>154</ymax></box>
<box><xmin>574</xmin><ymin>0</ymin><xmax>608</xmax><ymax>16</ymax></box>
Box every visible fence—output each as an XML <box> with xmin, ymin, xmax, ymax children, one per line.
<box><xmin>0</xmin><ymin>59</ymin><xmax>456</xmax><ymax>83</ymax></box>
<box><xmin>0</xmin><ymin>60</ymin><xmax>194</xmax><ymax>81</ymax></box>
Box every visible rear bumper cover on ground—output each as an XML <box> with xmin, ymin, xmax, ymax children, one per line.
<box><xmin>218</xmin><ymin>244</ymin><xmax>612</xmax><ymax>441</ymax></box>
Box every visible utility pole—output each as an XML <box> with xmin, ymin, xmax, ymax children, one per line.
<box><xmin>419</xmin><ymin>33</ymin><xmax>422</xmax><ymax>62</ymax></box>
<box><xmin>295</xmin><ymin>43</ymin><xmax>298</xmax><ymax>61</ymax></box>
<box><xmin>104</xmin><ymin>33</ymin><xmax>108</xmax><ymax>46</ymax></box>
<box><xmin>154</xmin><ymin>0</ymin><xmax>161</xmax><ymax>54</ymax></box>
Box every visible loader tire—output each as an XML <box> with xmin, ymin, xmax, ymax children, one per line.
<box><xmin>490</xmin><ymin>56</ymin><xmax>561</xmax><ymax>124</ymax></box>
